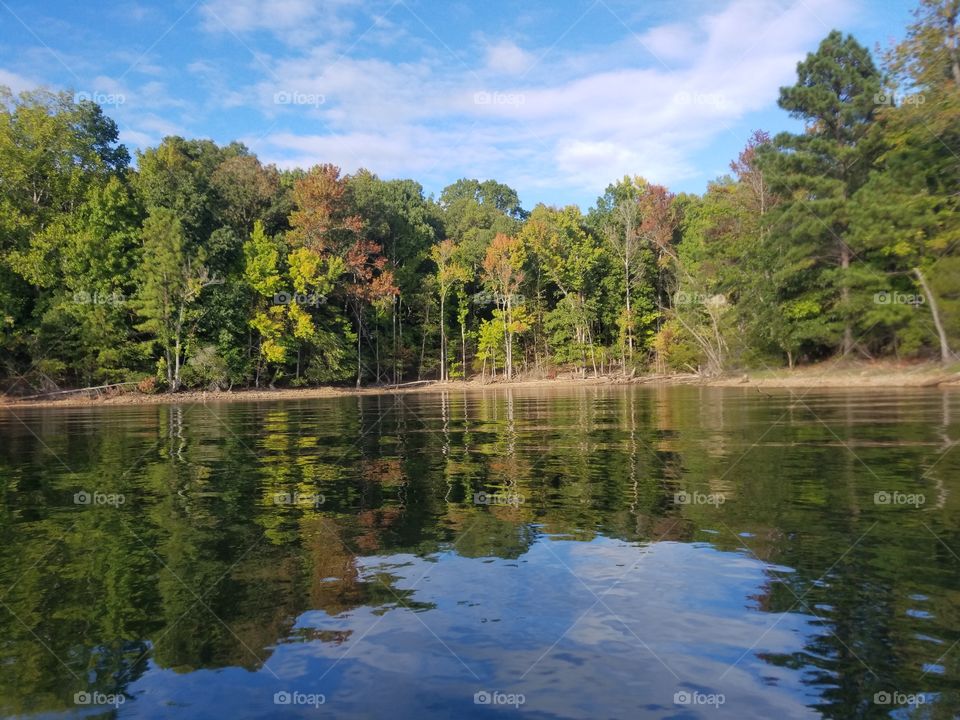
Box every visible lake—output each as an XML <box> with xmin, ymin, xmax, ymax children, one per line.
<box><xmin>1</xmin><ymin>386</ymin><xmax>958</xmax><ymax>718</ymax></box>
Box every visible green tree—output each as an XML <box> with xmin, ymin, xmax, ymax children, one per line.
<box><xmin>482</xmin><ymin>233</ymin><xmax>526</xmax><ymax>379</ymax></box>
<box><xmin>349</xmin><ymin>171</ymin><xmax>439</xmax><ymax>383</ymax></box>
<box><xmin>671</xmin><ymin>133</ymin><xmax>785</xmax><ymax>370</ymax></box>
<box><xmin>136</xmin><ymin>208</ymin><xmax>219</xmax><ymax>390</ymax></box>
<box><xmin>290</xmin><ymin>165</ymin><xmax>397</xmax><ymax>386</ymax></box>
<box><xmin>210</xmin><ymin>153</ymin><xmax>282</xmax><ymax>237</ymax></box>
<box><xmin>850</xmin><ymin>0</ymin><xmax>960</xmax><ymax>361</ymax></box>
<box><xmin>440</xmin><ymin>178</ymin><xmax>524</xmax><ymax>269</ymax></box>
<box><xmin>760</xmin><ymin>31</ymin><xmax>882</xmax><ymax>360</ymax></box>
<box><xmin>40</xmin><ymin>176</ymin><xmax>143</xmax><ymax>384</ymax></box>
<box><xmin>0</xmin><ymin>88</ymin><xmax>131</xmax><ymax>387</ymax></box>
<box><xmin>430</xmin><ymin>239</ymin><xmax>470</xmax><ymax>382</ymax></box>
<box><xmin>521</xmin><ymin>205</ymin><xmax>604</xmax><ymax>375</ymax></box>
<box><xmin>243</xmin><ymin>221</ymin><xmax>352</xmax><ymax>385</ymax></box>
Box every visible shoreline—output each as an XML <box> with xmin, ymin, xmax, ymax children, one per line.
<box><xmin>2</xmin><ymin>362</ymin><xmax>959</xmax><ymax>410</ymax></box>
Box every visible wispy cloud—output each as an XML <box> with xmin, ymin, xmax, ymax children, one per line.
<box><xmin>199</xmin><ymin>0</ymin><xmax>361</xmax><ymax>44</ymax></box>
<box><xmin>0</xmin><ymin>68</ymin><xmax>37</xmax><ymax>94</ymax></box>
<box><xmin>0</xmin><ymin>0</ymin><xmax>866</xmax><ymax>204</ymax></box>
<box><xmin>248</xmin><ymin>0</ymin><xmax>856</xmax><ymax>197</ymax></box>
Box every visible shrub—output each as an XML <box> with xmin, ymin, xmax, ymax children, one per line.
<box><xmin>181</xmin><ymin>344</ymin><xmax>230</xmax><ymax>390</ymax></box>
<box><xmin>652</xmin><ymin>320</ymin><xmax>703</xmax><ymax>372</ymax></box>
<box><xmin>137</xmin><ymin>376</ymin><xmax>159</xmax><ymax>394</ymax></box>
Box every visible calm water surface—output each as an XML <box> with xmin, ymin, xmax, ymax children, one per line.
<box><xmin>1</xmin><ymin>386</ymin><xmax>959</xmax><ymax>719</ymax></box>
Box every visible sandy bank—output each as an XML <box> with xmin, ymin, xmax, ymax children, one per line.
<box><xmin>2</xmin><ymin>362</ymin><xmax>958</xmax><ymax>410</ymax></box>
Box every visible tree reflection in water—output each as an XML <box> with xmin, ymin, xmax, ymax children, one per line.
<box><xmin>0</xmin><ymin>387</ymin><xmax>957</xmax><ymax>717</ymax></box>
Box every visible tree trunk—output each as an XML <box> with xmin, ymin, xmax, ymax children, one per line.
<box><xmin>577</xmin><ymin>324</ymin><xmax>586</xmax><ymax>378</ymax></box>
<box><xmin>625</xmin><ymin>256</ymin><xmax>633</xmax><ymax>367</ymax></box>
<box><xmin>247</xmin><ymin>326</ymin><xmax>254</xmax><ymax>386</ymax></box>
<box><xmin>946</xmin><ymin>4</ymin><xmax>960</xmax><ymax>87</ymax></box>
<box><xmin>172</xmin><ymin>305</ymin><xmax>183</xmax><ymax>392</ymax></box>
<box><xmin>173</xmin><ymin>337</ymin><xmax>181</xmax><ymax>391</ymax></box>
<box><xmin>840</xmin><ymin>245</ymin><xmax>853</xmax><ymax>357</ymax></box>
<box><xmin>165</xmin><ymin>346</ymin><xmax>174</xmax><ymax>389</ymax></box>
<box><xmin>171</xmin><ymin>301</ymin><xmax>187</xmax><ymax>392</ymax></box>
<box><xmin>587</xmin><ymin>325</ymin><xmax>598</xmax><ymax>377</ymax></box>
<box><xmin>439</xmin><ymin>293</ymin><xmax>446</xmax><ymax>382</ymax></box>
<box><xmin>707</xmin><ymin>305</ymin><xmax>726</xmax><ymax>374</ymax></box>
<box><xmin>461</xmin><ymin>320</ymin><xmax>467</xmax><ymax>382</ymax></box>
<box><xmin>418</xmin><ymin>301</ymin><xmax>429</xmax><ymax>381</ymax></box>
<box><xmin>254</xmin><ymin>341</ymin><xmax>261</xmax><ymax>388</ymax></box>
<box><xmin>397</xmin><ymin>295</ymin><xmax>403</xmax><ymax>385</ymax></box>
<box><xmin>356</xmin><ymin>331</ymin><xmax>362</xmax><ymax>388</ymax></box>
<box><xmin>501</xmin><ymin>296</ymin><xmax>513</xmax><ymax>380</ymax></box>
<box><xmin>392</xmin><ymin>295</ymin><xmax>397</xmax><ymax>384</ymax></box>
<box><xmin>356</xmin><ymin>309</ymin><xmax>362</xmax><ymax>388</ymax></box>
<box><xmin>914</xmin><ymin>267</ymin><xmax>953</xmax><ymax>363</ymax></box>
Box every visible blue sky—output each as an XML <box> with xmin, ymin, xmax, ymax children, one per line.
<box><xmin>0</xmin><ymin>0</ymin><xmax>915</xmax><ymax>209</ymax></box>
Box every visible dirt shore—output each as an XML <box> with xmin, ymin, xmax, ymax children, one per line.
<box><xmin>0</xmin><ymin>377</ymin><xmax>627</xmax><ymax>410</ymax></box>
<box><xmin>708</xmin><ymin>361</ymin><xmax>960</xmax><ymax>389</ymax></box>
<box><xmin>2</xmin><ymin>361</ymin><xmax>959</xmax><ymax>410</ymax></box>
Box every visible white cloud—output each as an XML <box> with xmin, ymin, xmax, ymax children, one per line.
<box><xmin>200</xmin><ymin>0</ymin><xmax>358</xmax><ymax>43</ymax></box>
<box><xmin>256</xmin><ymin>126</ymin><xmax>505</xmax><ymax>179</ymax></box>
<box><xmin>0</xmin><ymin>68</ymin><xmax>37</xmax><ymax>94</ymax></box>
<box><xmin>251</xmin><ymin>49</ymin><xmax>455</xmax><ymax>129</ymax></box>
<box><xmin>237</xmin><ymin>0</ymin><xmax>856</xmax><ymax>198</ymax></box>
<box><xmin>120</xmin><ymin>128</ymin><xmax>158</xmax><ymax>148</ymax></box>
<box><xmin>137</xmin><ymin>114</ymin><xmax>183</xmax><ymax>136</ymax></box>
<box><xmin>109</xmin><ymin>51</ymin><xmax>166</xmax><ymax>77</ymax></box>
<box><xmin>120</xmin><ymin>114</ymin><xmax>185</xmax><ymax>151</ymax></box>
<box><xmin>187</xmin><ymin>60</ymin><xmax>217</xmax><ymax>75</ymax></box>
<box><xmin>483</xmin><ymin>41</ymin><xmax>536</xmax><ymax>75</ymax></box>
<box><xmin>638</xmin><ymin>23</ymin><xmax>699</xmax><ymax>65</ymax></box>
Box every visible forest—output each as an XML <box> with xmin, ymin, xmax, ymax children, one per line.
<box><xmin>1</xmin><ymin>0</ymin><xmax>958</xmax><ymax>393</ymax></box>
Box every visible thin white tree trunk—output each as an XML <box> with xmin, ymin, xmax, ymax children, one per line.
<box><xmin>914</xmin><ymin>267</ymin><xmax>953</xmax><ymax>363</ymax></box>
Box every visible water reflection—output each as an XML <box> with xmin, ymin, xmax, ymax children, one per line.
<box><xmin>0</xmin><ymin>387</ymin><xmax>958</xmax><ymax>718</ymax></box>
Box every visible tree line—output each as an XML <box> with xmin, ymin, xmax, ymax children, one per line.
<box><xmin>1</xmin><ymin>0</ymin><xmax>958</xmax><ymax>393</ymax></box>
